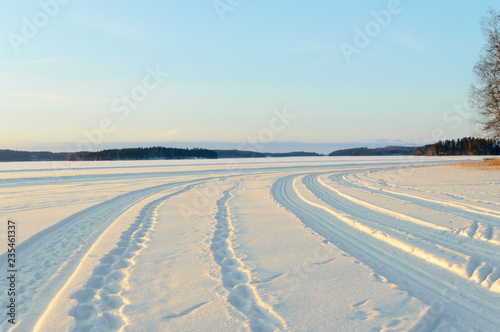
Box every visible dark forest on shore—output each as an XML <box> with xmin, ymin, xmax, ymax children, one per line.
<box><xmin>1</xmin><ymin>137</ymin><xmax>499</xmax><ymax>162</ymax></box>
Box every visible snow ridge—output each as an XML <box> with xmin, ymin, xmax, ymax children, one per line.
<box><xmin>271</xmin><ymin>173</ymin><xmax>500</xmax><ymax>331</ymax></box>
<box><xmin>0</xmin><ymin>179</ymin><xmax>202</xmax><ymax>331</ymax></box>
<box><xmin>211</xmin><ymin>185</ymin><xmax>287</xmax><ymax>332</ymax></box>
<box><xmin>68</xmin><ymin>184</ymin><xmax>196</xmax><ymax>332</ymax></box>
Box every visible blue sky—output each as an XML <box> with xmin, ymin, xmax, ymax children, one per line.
<box><xmin>0</xmin><ymin>0</ymin><xmax>497</xmax><ymax>152</ymax></box>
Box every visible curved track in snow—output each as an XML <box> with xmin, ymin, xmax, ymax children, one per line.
<box><xmin>271</xmin><ymin>171</ymin><xmax>500</xmax><ymax>331</ymax></box>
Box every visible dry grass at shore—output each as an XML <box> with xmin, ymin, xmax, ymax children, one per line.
<box><xmin>450</xmin><ymin>158</ymin><xmax>500</xmax><ymax>170</ymax></box>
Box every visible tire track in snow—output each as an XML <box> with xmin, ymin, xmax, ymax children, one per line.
<box><xmin>271</xmin><ymin>174</ymin><xmax>500</xmax><ymax>331</ymax></box>
<box><xmin>337</xmin><ymin>171</ymin><xmax>500</xmax><ymax>220</ymax></box>
<box><xmin>333</xmin><ymin>172</ymin><xmax>500</xmax><ymax>246</ymax></box>
<box><xmin>0</xmin><ymin>177</ymin><xmax>220</xmax><ymax>331</ymax></box>
<box><xmin>354</xmin><ymin>170</ymin><xmax>500</xmax><ymax>209</ymax></box>
<box><xmin>67</xmin><ymin>184</ymin><xmax>196</xmax><ymax>332</ymax></box>
<box><xmin>320</xmin><ymin>171</ymin><xmax>500</xmax><ymax>254</ymax></box>
<box><xmin>303</xmin><ymin>174</ymin><xmax>500</xmax><ymax>292</ymax></box>
<box><xmin>211</xmin><ymin>185</ymin><xmax>287</xmax><ymax>332</ymax></box>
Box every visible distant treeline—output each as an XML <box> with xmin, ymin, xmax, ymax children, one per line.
<box><xmin>329</xmin><ymin>146</ymin><xmax>415</xmax><ymax>156</ymax></box>
<box><xmin>328</xmin><ymin>137</ymin><xmax>500</xmax><ymax>156</ymax></box>
<box><xmin>70</xmin><ymin>147</ymin><xmax>218</xmax><ymax>161</ymax></box>
<box><xmin>3</xmin><ymin>137</ymin><xmax>499</xmax><ymax>162</ymax></box>
<box><xmin>214</xmin><ymin>150</ymin><xmax>322</xmax><ymax>158</ymax></box>
<box><xmin>415</xmin><ymin>137</ymin><xmax>500</xmax><ymax>156</ymax></box>
<box><xmin>0</xmin><ymin>149</ymin><xmax>69</xmax><ymax>162</ymax></box>
<box><xmin>0</xmin><ymin>147</ymin><xmax>325</xmax><ymax>162</ymax></box>
<box><xmin>70</xmin><ymin>148</ymin><xmax>321</xmax><ymax>160</ymax></box>
<box><xmin>0</xmin><ymin>147</ymin><xmax>218</xmax><ymax>162</ymax></box>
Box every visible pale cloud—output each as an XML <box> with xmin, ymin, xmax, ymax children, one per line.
<box><xmin>158</xmin><ymin>129</ymin><xmax>179</xmax><ymax>140</ymax></box>
<box><xmin>387</xmin><ymin>31</ymin><xmax>431</xmax><ymax>54</ymax></box>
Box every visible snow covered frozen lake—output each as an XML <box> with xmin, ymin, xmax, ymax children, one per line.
<box><xmin>0</xmin><ymin>156</ymin><xmax>499</xmax><ymax>331</ymax></box>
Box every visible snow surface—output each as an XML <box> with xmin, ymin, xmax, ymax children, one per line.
<box><xmin>0</xmin><ymin>156</ymin><xmax>499</xmax><ymax>331</ymax></box>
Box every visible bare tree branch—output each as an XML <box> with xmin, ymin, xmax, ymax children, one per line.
<box><xmin>470</xmin><ymin>8</ymin><xmax>500</xmax><ymax>140</ymax></box>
